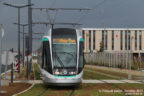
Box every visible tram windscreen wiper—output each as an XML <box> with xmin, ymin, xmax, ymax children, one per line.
<box><xmin>55</xmin><ymin>53</ymin><xmax>65</xmax><ymax>68</ymax></box>
<box><xmin>60</xmin><ymin>52</ymin><xmax>76</xmax><ymax>62</ymax></box>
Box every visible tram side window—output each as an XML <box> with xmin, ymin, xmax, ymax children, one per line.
<box><xmin>78</xmin><ymin>41</ymin><xmax>84</xmax><ymax>73</ymax></box>
<box><xmin>43</xmin><ymin>47</ymin><xmax>47</xmax><ymax>69</ymax></box>
<box><xmin>42</xmin><ymin>41</ymin><xmax>52</xmax><ymax>74</ymax></box>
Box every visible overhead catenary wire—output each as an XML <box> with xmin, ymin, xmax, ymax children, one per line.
<box><xmin>32</xmin><ymin>8</ymin><xmax>90</xmax><ymax>11</ymax></box>
<box><xmin>33</xmin><ymin>0</ymin><xmax>55</xmax><ymax>30</ymax></box>
<box><xmin>31</xmin><ymin>0</ymin><xmax>117</xmax><ymax>28</ymax></box>
<box><xmin>32</xmin><ymin>22</ymin><xmax>81</xmax><ymax>26</ymax></box>
<box><xmin>77</xmin><ymin>0</ymin><xmax>107</xmax><ymax>23</ymax></box>
<box><xmin>32</xmin><ymin>8</ymin><xmax>89</xmax><ymax>29</ymax></box>
<box><xmin>46</xmin><ymin>9</ymin><xmax>58</xmax><ymax>24</ymax></box>
<box><xmin>52</xmin><ymin>10</ymin><xmax>58</xmax><ymax>24</ymax></box>
<box><xmin>32</xmin><ymin>3</ymin><xmax>90</xmax><ymax>31</ymax></box>
<box><xmin>33</xmin><ymin>7</ymin><xmax>90</xmax><ymax>25</ymax></box>
<box><xmin>79</xmin><ymin>0</ymin><xmax>124</xmax><ymax>26</ymax></box>
<box><xmin>46</xmin><ymin>9</ymin><xmax>51</xmax><ymax>23</ymax></box>
<box><xmin>32</xmin><ymin>9</ymin><xmax>46</xmax><ymax>38</ymax></box>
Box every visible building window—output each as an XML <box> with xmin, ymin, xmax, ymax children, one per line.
<box><xmin>89</xmin><ymin>30</ymin><xmax>91</xmax><ymax>51</ymax></box>
<box><xmin>93</xmin><ymin>30</ymin><xmax>95</xmax><ymax>50</ymax></box>
<box><xmin>105</xmin><ymin>31</ymin><xmax>107</xmax><ymax>50</ymax></box>
<box><xmin>125</xmin><ymin>30</ymin><xmax>130</xmax><ymax>50</ymax></box>
<box><xmin>125</xmin><ymin>30</ymin><xmax>127</xmax><ymax>50</ymax></box>
<box><xmin>102</xmin><ymin>30</ymin><xmax>104</xmax><ymax>49</ymax></box>
<box><xmin>102</xmin><ymin>30</ymin><xmax>107</xmax><ymax>50</ymax></box>
<box><xmin>128</xmin><ymin>30</ymin><xmax>130</xmax><ymax>50</ymax></box>
<box><xmin>139</xmin><ymin>30</ymin><xmax>142</xmax><ymax>50</ymax></box>
<box><xmin>120</xmin><ymin>30</ymin><xmax>123</xmax><ymax>50</ymax></box>
<box><xmin>112</xmin><ymin>30</ymin><xmax>114</xmax><ymax>50</ymax></box>
<box><xmin>135</xmin><ymin>31</ymin><xmax>137</xmax><ymax>50</ymax></box>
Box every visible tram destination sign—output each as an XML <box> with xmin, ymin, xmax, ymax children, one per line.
<box><xmin>53</xmin><ymin>38</ymin><xmax>76</xmax><ymax>43</ymax></box>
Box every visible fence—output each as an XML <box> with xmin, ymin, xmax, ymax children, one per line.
<box><xmin>84</xmin><ymin>52</ymin><xmax>135</xmax><ymax>70</ymax></box>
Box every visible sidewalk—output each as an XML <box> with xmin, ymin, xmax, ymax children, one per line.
<box><xmin>12</xmin><ymin>79</ymin><xmax>144</xmax><ymax>84</ymax></box>
<box><xmin>0</xmin><ymin>63</ymin><xmax>34</xmax><ymax>96</ymax></box>
<box><xmin>86</xmin><ymin>65</ymin><xmax>144</xmax><ymax>76</ymax></box>
<box><xmin>83</xmin><ymin>80</ymin><xmax>143</xmax><ymax>84</ymax></box>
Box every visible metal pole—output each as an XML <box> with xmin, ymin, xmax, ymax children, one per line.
<box><xmin>109</xmin><ymin>53</ymin><xmax>110</xmax><ymax>67</ymax></box>
<box><xmin>3</xmin><ymin>2</ymin><xmax>34</xmax><ymax>74</ymax></box>
<box><xmin>23</xmin><ymin>26</ymin><xmax>25</xmax><ymax>67</ymax></box>
<box><xmin>28</xmin><ymin>0</ymin><xmax>32</xmax><ymax>74</ymax></box>
<box><xmin>4</xmin><ymin>51</ymin><xmax>9</xmax><ymax>79</ymax></box>
<box><xmin>28</xmin><ymin>0</ymin><xmax>32</xmax><ymax>54</ymax></box>
<box><xmin>11</xmin><ymin>48</ymin><xmax>14</xmax><ymax>83</ymax></box>
<box><xmin>18</xmin><ymin>8</ymin><xmax>21</xmax><ymax>73</ymax></box>
<box><xmin>26</xmin><ymin>52</ymin><xmax>29</xmax><ymax>79</ymax></box>
<box><xmin>26</xmin><ymin>35</ymin><xmax>29</xmax><ymax>79</ymax></box>
<box><xmin>24</xmin><ymin>34</ymin><xmax>25</xmax><ymax>60</ymax></box>
<box><xmin>127</xmin><ymin>31</ymin><xmax>129</xmax><ymax>68</ymax></box>
<box><xmin>11</xmin><ymin>63</ymin><xmax>13</xmax><ymax>83</ymax></box>
<box><xmin>0</xmin><ymin>25</ymin><xmax>2</xmax><ymax>93</ymax></box>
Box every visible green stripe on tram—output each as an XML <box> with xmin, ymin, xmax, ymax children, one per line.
<box><xmin>80</xmin><ymin>38</ymin><xmax>84</xmax><ymax>42</ymax></box>
<box><xmin>42</xmin><ymin>38</ymin><xmax>49</xmax><ymax>42</ymax></box>
<box><xmin>54</xmin><ymin>75</ymin><xmax>76</xmax><ymax>78</ymax></box>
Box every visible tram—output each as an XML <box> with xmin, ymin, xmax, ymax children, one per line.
<box><xmin>37</xmin><ymin>28</ymin><xmax>84</xmax><ymax>86</ymax></box>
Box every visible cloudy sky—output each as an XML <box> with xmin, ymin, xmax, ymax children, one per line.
<box><xmin>0</xmin><ymin>0</ymin><xmax>144</xmax><ymax>50</ymax></box>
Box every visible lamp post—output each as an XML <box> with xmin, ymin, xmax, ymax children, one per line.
<box><xmin>13</xmin><ymin>23</ymin><xmax>28</xmax><ymax>67</ymax></box>
<box><xmin>28</xmin><ymin>0</ymin><xmax>32</xmax><ymax>59</ymax></box>
<box><xmin>0</xmin><ymin>24</ymin><xmax>4</xmax><ymax>94</ymax></box>
<box><xmin>4</xmin><ymin>2</ymin><xmax>33</xmax><ymax>73</ymax></box>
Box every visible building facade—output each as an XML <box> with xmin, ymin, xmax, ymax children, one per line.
<box><xmin>82</xmin><ymin>28</ymin><xmax>144</xmax><ymax>53</ymax></box>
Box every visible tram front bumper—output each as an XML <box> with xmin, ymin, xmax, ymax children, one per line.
<box><xmin>43</xmin><ymin>76</ymin><xmax>82</xmax><ymax>86</ymax></box>
<box><xmin>41</xmin><ymin>69</ymin><xmax>83</xmax><ymax>86</ymax></box>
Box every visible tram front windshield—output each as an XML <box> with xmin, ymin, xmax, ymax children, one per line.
<box><xmin>52</xmin><ymin>29</ymin><xmax>77</xmax><ymax>68</ymax></box>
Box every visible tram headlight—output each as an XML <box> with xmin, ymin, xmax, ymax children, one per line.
<box><xmin>69</xmin><ymin>71</ymin><xmax>76</xmax><ymax>75</ymax></box>
<box><xmin>54</xmin><ymin>69</ymin><xmax>61</xmax><ymax>75</ymax></box>
<box><xmin>55</xmin><ymin>71</ymin><xmax>60</xmax><ymax>75</ymax></box>
<box><xmin>54</xmin><ymin>69</ymin><xmax>76</xmax><ymax>75</ymax></box>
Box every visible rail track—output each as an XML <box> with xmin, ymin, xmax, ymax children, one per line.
<box><xmin>103</xmin><ymin>81</ymin><xmax>131</xmax><ymax>96</ymax></box>
<box><xmin>37</xmin><ymin>87</ymin><xmax>48</xmax><ymax>96</ymax></box>
<box><xmin>69</xmin><ymin>87</ymin><xmax>75</xmax><ymax>96</ymax></box>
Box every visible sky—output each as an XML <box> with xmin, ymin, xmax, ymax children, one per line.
<box><xmin>0</xmin><ymin>0</ymin><xmax>144</xmax><ymax>50</ymax></box>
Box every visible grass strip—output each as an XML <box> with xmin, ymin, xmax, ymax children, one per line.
<box><xmin>33</xmin><ymin>63</ymin><xmax>41</xmax><ymax>80</ymax></box>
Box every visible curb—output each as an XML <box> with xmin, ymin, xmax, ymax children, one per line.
<box><xmin>12</xmin><ymin>81</ymin><xmax>35</xmax><ymax>96</ymax></box>
<box><xmin>1</xmin><ymin>70</ymin><xmax>11</xmax><ymax>76</ymax></box>
<box><xmin>12</xmin><ymin>61</ymin><xmax>36</xmax><ymax>96</ymax></box>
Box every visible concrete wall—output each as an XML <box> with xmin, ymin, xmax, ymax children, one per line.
<box><xmin>82</xmin><ymin>28</ymin><xmax>144</xmax><ymax>53</ymax></box>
